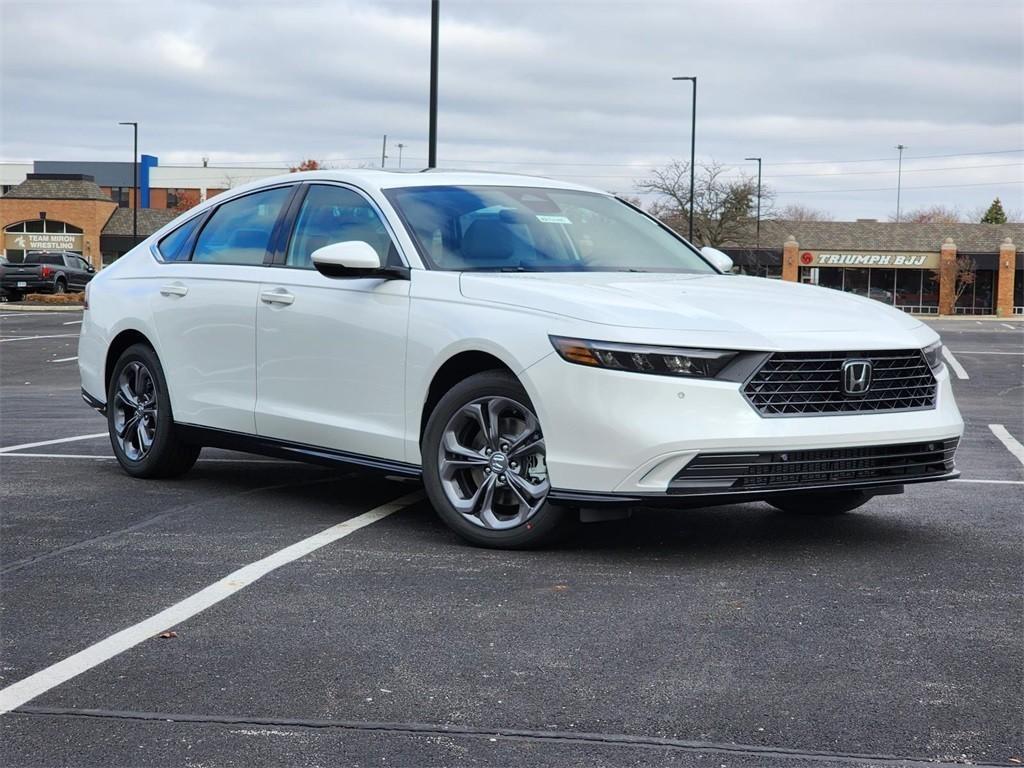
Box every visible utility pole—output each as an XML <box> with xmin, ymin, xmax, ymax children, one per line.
<box><xmin>381</xmin><ymin>134</ymin><xmax>388</xmax><ymax>168</ymax></box>
<box><xmin>672</xmin><ymin>76</ymin><xmax>697</xmax><ymax>242</ymax></box>
<box><xmin>745</xmin><ymin>156</ymin><xmax>762</xmax><ymax>249</ymax></box>
<box><xmin>118</xmin><ymin>121</ymin><xmax>138</xmax><ymax>247</ymax></box>
<box><xmin>428</xmin><ymin>0</ymin><xmax>439</xmax><ymax>168</ymax></box>
<box><xmin>895</xmin><ymin>144</ymin><xmax>907</xmax><ymax>223</ymax></box>
<box><xmin>397</xmin><ymin>143</ymin><xmax>405</xmax><ymax>169</ymax></box>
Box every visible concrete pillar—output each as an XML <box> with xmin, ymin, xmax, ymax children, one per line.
<box><xmin>938</xmin><ymin>237</ymin><xmax>957</xmax><ymax>316</ymax></box>
<box><xmin>782</xmin><ymin>235</ymin><xmax>799</xmax><ymax>282</ymax></box>
<box><xmin>995</xmin><ymin>237</ymin><xmax>1016</xmax><ymax>317</ymax></box>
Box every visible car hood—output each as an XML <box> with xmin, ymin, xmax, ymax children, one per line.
<box><xmin>459</xmin><ymin>272</ymin><xmax>925</xmax><ymax>344</ymax></box>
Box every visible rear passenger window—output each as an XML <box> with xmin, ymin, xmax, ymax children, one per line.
<box><xmin>157</xmin><ymin>215</ymin><xmax>203</xmax><ymax>262</ymax></box>
<box><xmin>192</xmin><ymin>186</ymin><xmax>292</xmax><ymax>265</ymax></box>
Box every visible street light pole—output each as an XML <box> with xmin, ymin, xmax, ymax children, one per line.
<box><xmin>672</xmin><ymin>76</ymin><xmax>697</xmax><ymax>242</ymax></box>
<box><xmin>745</xmin><ymin>156</ymin><xmax>762</xmax><ymax>249</ymax></box>
<box><xmin>428</xmin><ymin>0</ymin><xmax>439</xmax><ymax>168</ymax></box>
<box><xmin>381</xmin><ymin>134</ymin><xmax>388</xmax><ymax>168</ymax></box>
<box><xmin>397</xmin><ymin>143</ymin><xmax>405</xmax><ymax>169</ymax></box>
<box><xmin>895</xmin><ymin>143</ymin><xmax>907</xmax><ymax>223</ymax></box>
<box><xmin>118</xmin><ymin>121</ymin><xmax>138</xmax><ymax>247</ymax></box>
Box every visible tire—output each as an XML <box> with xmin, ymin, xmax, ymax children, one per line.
<box><xmin>8</xmin><ymin>292</ymin><xmax>23</xmax><ymax>303</ymax></box>
<box><xmin>107</xmin><ymin>343</ymin><xmax>200</xmax><ymax>478</ymax></box>
<box><xmin>53</xmin><ymin>278</ymin><xmax>67</xmax><ymax>295</ymax></box>
<box><xmin>767</xmin><ymin>490</ymin><xmax>874</xmax><ymax>515</ymax></box>
<box><xmin>422</xmin><ymin>370</ymin><xmax>576</xmax><ymax>548</ymax></box>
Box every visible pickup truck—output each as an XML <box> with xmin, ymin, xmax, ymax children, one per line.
<box><xmin>0</xmin><ymin>251</ymin><xmax>95</xmax><ymax>301</ymax></box>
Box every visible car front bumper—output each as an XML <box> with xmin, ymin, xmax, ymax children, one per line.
<box><xmin>522</xmin><ymin>353</ymin><xmax>964</xmax><ymax>497</ymax></box>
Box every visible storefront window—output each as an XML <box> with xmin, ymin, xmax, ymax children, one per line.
<box><xmin>1014</xmin><ymin>270</ymin><xmax>1023</xmax><ymax>312</ymax></box>
<box><xmin>868</xmin><ymin>268</ymin><xmax>896</xmax><ymax>304</ymax></box>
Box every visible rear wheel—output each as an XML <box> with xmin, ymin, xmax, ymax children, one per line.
<box><xmin>107</xmin><ymin>343</ymin><xmax>200</xmax><ymax>478</ymax></box>
<box><xmin>422</xmin><ymin>371</ymin><xmax>575</xmax><ymax>548</ymax></box>
<box><xmin>53</xmin><ymin>278</ymin><xmax>67</xmax><ymax>295</ymax></box>
<box><xmin>768</xmin><ymin>490</ymin><xmax>873</xmax><ymax>515</ymax></box>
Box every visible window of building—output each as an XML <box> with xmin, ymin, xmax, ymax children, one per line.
<box><xmin>109</xmin><ymin>187</ymin><xmax>129</xmax><ymax>207</ymax></box>
<box><xmin>192</xmin><ymin>186</ymin><xmax>291</xmax><ymax>265</ymax></box>
<box><xmin>285</xmin><ymin>185</ymin><xmax>395</xmax><ymax>269</ymax></box>
<box><xmin>166</xmin><ymin>189</ymin><xmax>179</xmax><ymax>209</ymax></box>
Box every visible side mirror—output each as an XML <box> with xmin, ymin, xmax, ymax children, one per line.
<box><xmin>700</xmin><ymin>246</ymin><xmax>734</xmax><ymax>273</ymax></box>
<box><xmin>311</xmin><ymin>241</ymin><xmax>387</xmax><ymax>279</ymax></box>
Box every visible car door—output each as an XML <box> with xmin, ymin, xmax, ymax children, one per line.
<box><xmin>65</xmin><ymin>254</ymin><xmax>87</xmax><ymax>290</ymax></box>
<box><xmin>149</xmin><ymin>184</ymin><xmax>295</xmax><ymax>435</ymax></box>
<box><xmin>255</xmin><ymin>182</ymin><xmax>411</xmax><ymax>462</ymax></box>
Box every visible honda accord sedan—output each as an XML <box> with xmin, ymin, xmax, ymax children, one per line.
<box><xmin>78</xmin><ymin>170</ymin><xmax>963</xmax><ymax>547</ymax></box>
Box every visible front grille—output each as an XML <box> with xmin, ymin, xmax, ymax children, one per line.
<box><xmin>669</xmin><ymin>439</ymin><xmax>957</xmax><ymax>494</ymax></box>
<box><xmin>742</xmin><ymin>349</ymin><xmax>936</xmax><ymax>416</ymax></box>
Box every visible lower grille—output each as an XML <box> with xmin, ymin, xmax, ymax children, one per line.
<box><xmin>669</xmin><ymin>439</ymin><xmax>958</xmax><ymax>494</ymax></box>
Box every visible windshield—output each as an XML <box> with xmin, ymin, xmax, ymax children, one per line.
<box><xmin>384</xmin><ymin>185</ymin><xmax>714</xmax><ymax>273</ymax></box>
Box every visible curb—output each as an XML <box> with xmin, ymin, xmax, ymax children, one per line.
<box><xmin>0</xmin><ymin>303</ymin><xmax>84</xmax><ymax>312</ymax></box>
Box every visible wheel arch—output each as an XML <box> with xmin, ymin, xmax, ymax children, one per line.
<box><xmin>104</xmin><ymin>329</ymin><xmax>156</xmax><ymax>392</ymax></box>
<box><xmin>419</xmin><ymin>350</ymin><xmax>517</xmax><ymax>443</ymax></box>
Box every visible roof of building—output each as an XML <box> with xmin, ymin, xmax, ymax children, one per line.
<box><xmin>1</xmin><ymin>173</ymin><xmax>114</xmax><ymax>202</ymax></box>
<box><xmin>732</xmin><ymin>219</ymin><xmax>1023</xmax><ymax>253</ymax></box>
<box><xmin>102</xmin><ymin>208</ymin><xmax>179</xmax><ymax>237</ymax></box>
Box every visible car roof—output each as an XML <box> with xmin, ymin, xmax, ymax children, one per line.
<box><xmin>221</xmin><ymin>169</ymin><xmax>607</xmax><ymax>198</ymax></box>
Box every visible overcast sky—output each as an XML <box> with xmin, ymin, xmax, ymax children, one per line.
<box><xmin>2</xmin><ymin>0</ymin><xmax>1022</xmax><ymax>219</ymax></box>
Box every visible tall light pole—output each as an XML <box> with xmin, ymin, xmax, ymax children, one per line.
<box><xmin>745</xmin><ymin>156</ymin><xmax>762</xmax><ymax>248</ymax></box>
<box><xmin>118</xmin><ymin>121</ymin><xmax>138</xmax><ymax>247</ymax></box>
<box><xmin>895</xmin><ymin>143</ymin><xmax>907</xmax><ymax>223</ymax></box>
<box><xmin>428</xmin><ymin>0</ymin><xmax>439</xmax><ymax>168</ymax></box>
<box><xmin>397</xmin><ymin>143</ymin><xmax>406</xmax><ymax>169</ymax></box>
<box><xmin>381</xmin><ymin>134</ymin><xmax>388</xmax><ymax>168</ymax></box>
<box><xmin>672</xmin><ymin>76</ymin><xmax>696</xmax><ymax>242</ymax></box>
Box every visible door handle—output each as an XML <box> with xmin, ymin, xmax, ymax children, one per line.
<box><xmin>159</xmin><ymin>283</ymin><xmax>188</xmax><ymax>297</ymax></box>
<box><xmin>260</xmin><ymin>288</ymin><xmax>295</xmax><ymax>306</ymax></box>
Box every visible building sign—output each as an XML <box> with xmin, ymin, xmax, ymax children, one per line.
<box><xmin>799</xmin><ymin>250</ymin><xmax>939</xmax><ymax>269</ymax></box>
<box><xmin>3</xmin><ymin>231</ymin><xmax>84</xmax><ymax>252</ymax></box>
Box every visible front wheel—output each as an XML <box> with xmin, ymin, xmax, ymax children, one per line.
<box><xmin>767</xmin><ymin>490</ymin><xmax>874</xmax><ymax>515</ymax></box>
<box><xmin>422</xmin><ymin>371</ymin><xmax>575</xmax><ymax>548</ymax></box>
<box><xmin>107</xmin><ymin>343</ymin><xmax>200</xmax><ymax>478</ymax></box>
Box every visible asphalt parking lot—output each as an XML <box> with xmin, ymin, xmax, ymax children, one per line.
<box><xmin>1</xmin><ymin>310</ymin><xmax>1021</xmax><ymax>767</ymax></box>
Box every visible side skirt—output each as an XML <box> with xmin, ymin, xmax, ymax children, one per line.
<box><xmin>174</xmin><ymin>423</ymin><xmax>423</xmax><ymax>479</ymax></box>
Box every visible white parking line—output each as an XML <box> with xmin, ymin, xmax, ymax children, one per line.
<box><xmin>0</xmin><ymin>452</ymin><xmax>290</xmax><ymax>463</ymax></box>
<box><xmin>941</xmin><ymin>347</ymin><xmax>969</xmax><ymax>380</ymax></box>
<box><xmin>49</xmin><ymin>356</ymin><xmax>78</xmax><ymax>363</ymax></box>
<box><xmin>988</xmin><ymin>424</ymin><xmax>1024</xmax><ymax>468</ymax></box>
<box><xmin>0</xmin><ymin>490</ymin><xmax>423</xmax><ymax>715</ymax></box>
<box><xmin>953</xmin><ymin>478</ymin><xmax>1024</xmax><ymax>485</ymax></box>
<box><xmin>948</xmin><ymin>350</ymin><xmax>1024</xmax><ymax>355</ymax></box>
<box><xmin>0</xmin><ymin>334</ymin><xmax>79</xmax><ymax>343</ymax></box>
<box><xmin>0</xmin><ymin>433</ymin><xmax>107</xmax><ymax>454</ymax></box>
<box><xmin>63</xmin><ymin>320</ymin><xmax>83</xmax><ymax>326</ymax></box>
<box><xmin>1002</xmin><ymin>323</ymin><xmax>1017</xmax><ymax>330</ymax></box>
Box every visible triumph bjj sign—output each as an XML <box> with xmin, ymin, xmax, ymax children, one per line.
<box><xmin>799</xmin><ymin>251</ymin><xmax>940</xmax><ymax>269</ymax></box>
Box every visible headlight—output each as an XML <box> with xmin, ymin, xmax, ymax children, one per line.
<box><xmin>922</xmin><ymin>340</ymin><xmax>943</xmax><ymax>371</ymax></box>
<box><xmin>549</xmin><ymin>336</ymin><xmax>738</xmax><ymax>378</ymax></box>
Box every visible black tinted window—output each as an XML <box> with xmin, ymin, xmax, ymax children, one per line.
<box><xmin>193</xmin><ymin>186</ymin><xmax>291</xmax><ymax>265</ymax></box>
<box><xmin>286</xmin><ymin>185</ymin><xmax>395</xmax><ymax>269</ymax></box>
<box><xmin>158</xmin><ymin>215</ymin><xmax>203</xmax><ymax>262</ymax></box>
<box><xmin>24</xmin><ymin>252</ymin><xmax>63</xmax><ymax>265</ymax></box>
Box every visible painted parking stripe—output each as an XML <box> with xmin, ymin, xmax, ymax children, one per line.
<box><xmin>63</xmin><ymin>320</ymin><xmax>83</xmax><ymax>325</ymax></box>
<box><xmin>0</xmin><ymin>452</ymin><xmax>291</xmax><ymax>463</ymax></box>
<box><xmin>0</xmin><ymin>433</ymin><xmax>107</xmax><ymax>454</ymax></box>
<box><xmin>941</xmin><ymin>347</ymin><xmax>969</xmax><ymax>379</ymax></box>
<box><xmin>49</xmin><ymin>356</ymin><xmax>78</xmax><ymax>363</ymax></box>
<box><xmin>952</xmin><ymin>478</ymin><xmax>1024</xmax><ymax>485</ymax></box>
<box><xmin>0</xmin><ymin>334</ymin><xmax>78</xmax><ymax>343</ymax></box>
<box><xmin>0</xmin><ymin>490</ymin><xmax>423</xmax><ymax>715</ymax></box>
<box><xmin>948</xmin><ymin>350</ymin><xmax>1024</xmax><ymax>355</ymax></box>
<box><xmin>989</xmin><ymin>424</ymin><xmax>1024</xmax><ymax>468</ymax></box>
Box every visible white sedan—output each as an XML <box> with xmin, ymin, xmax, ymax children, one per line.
<box><xmin>79</xmin><ymin>170</ymin><xmax>963</xmax><ymax>547</ymax></box>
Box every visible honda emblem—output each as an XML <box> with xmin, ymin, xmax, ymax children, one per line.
<box><xmin>841</xmin><ymin>360</ymin><xmax>873</xmax><ymax>396</ymax></box>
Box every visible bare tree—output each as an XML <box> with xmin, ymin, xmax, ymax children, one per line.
<box><xmin>777</xmin><ymin>203</ymin><xmax>833</xmax><ymax>222</ymax></box>
<box><xmin>890</xmin><ymin>205</ymin><xmax>961</xmax><ymax>224</ymax></box>
<box><xmin>931</xmin><ymin>255</ymin><xmax>977</xmax><ymax>309</ymax></box>
<box><xmin>636</xmin><ymin>160</ymin><xmax>771</xmax><ymax>246</ymax></box>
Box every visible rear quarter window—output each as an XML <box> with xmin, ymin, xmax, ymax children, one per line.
<box><xmin>157</xmin><ymin>215</ymin><xmax>204</xmax><ymax>262</ymax></box>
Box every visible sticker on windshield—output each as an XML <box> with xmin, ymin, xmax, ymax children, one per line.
<box><xmin>535</xmin><ymin>214</ymin><xmax>572</xmax><ymax>224</ymax></box>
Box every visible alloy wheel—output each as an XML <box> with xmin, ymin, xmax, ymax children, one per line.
<box><xmin>437</xmin><ymin>396</ymin><xmax>550</xmax><ymax>530</ymax></box>
<box><xmin>113</xmin><ymin>361</ymin><xmax>158</xmax><ymax>461</ymax></box>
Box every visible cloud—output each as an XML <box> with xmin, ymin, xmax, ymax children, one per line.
<box><xmin>1</xmin><ymin>0</ymin><xmax>1021</xmax><ymax>218</ymax></box>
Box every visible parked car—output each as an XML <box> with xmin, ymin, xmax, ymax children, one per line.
<box><xmin>78</xmin><ymin>170</ymin><xmax>964</xmax><ymax>548</ymax></box>
<box><xmin>1</xmin><ymin>251</ymin><xmax>95</xmax><ymax>301</ymax></box>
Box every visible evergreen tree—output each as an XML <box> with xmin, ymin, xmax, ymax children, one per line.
<box><xmin>981</xmin><ymin>198</ymin><xmax>1007</xmax><ymax>224</ymax></box>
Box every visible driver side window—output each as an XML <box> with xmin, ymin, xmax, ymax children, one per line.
<box><xmin>286</xmin><ymin>185</ymin><xmax>396</xmax><ymax>269</ymax></box>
